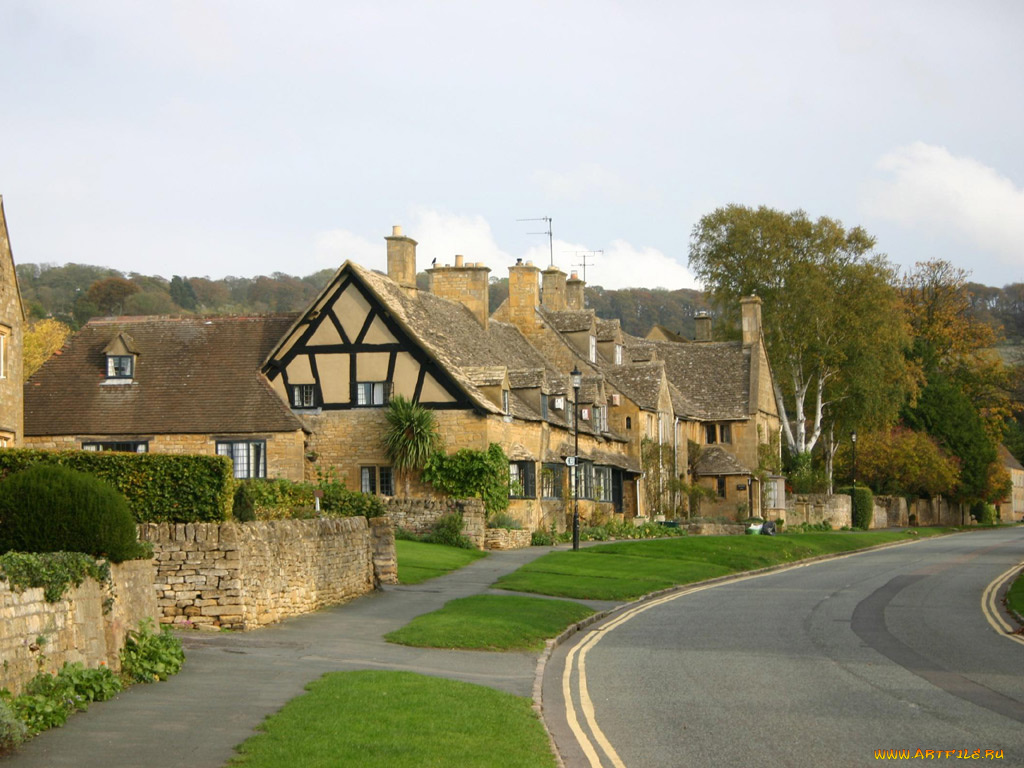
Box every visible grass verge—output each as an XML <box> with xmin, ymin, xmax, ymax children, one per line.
<box><xmin>385</xmin><ymin>595</ymin><xmax>594</xmax><ymax>650</ymax></box>
<box><xmin>396</xmin><ymin>540</ymin><xmax>486</xmax><ymax>585</ymax></box>
<box><xmin>494</xmin><ymin>529</ymin><xmax>955</xmax><ymax>601</ymax></box>
<box><xmin>230</xmin><ymin>670</ymin><xmax>557</xmax><ymax>768</ymax></box>
<box><xmin>1007</xmin><ymin>568</ymin><xmax>1024</xmax><ymax>622</ymax></box>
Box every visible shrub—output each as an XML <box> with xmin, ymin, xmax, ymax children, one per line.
<box><xmin>0</xmin><ymin>699</ymin><xmax>26</xmax><ymax>755</ymax></box>
<box><xmin>120</xmin><ymin>619</ymin><xmax>185</xmax><ymax>683</ymax></box>
<box><xmin>5</xmin><ymin>662</ymin><xmax>121</xmax><ymax>736</ymax></box>
<box><xmin>0</xmin><ymin>449</ymin><xmax>233</xmax><ymax>523</ymax></box>
<box><xmin>0</xmin><ymin>465</ymin><xmax>147</xmax><ymax>562</ymax></box>
<box><xmin>423</xmin><ymin>512</ymin><xmax>474</xmax><ymax>549</ymax></box>
<box><xmin>531</xmin><ymin>529</ymin><xmax>554</xmax><ymax>546</ymax></box>
<box><xmin>971</xmin><ymin>503</ymin><xmax>997</xmax><ymax>526</ymax></box>
<box><xmin>487</xmin><ymin>512</ymin><xmax>521</xmax><ymax>530</ymax></box>
<box><xmin>838</xmin><ymin>486</ymin><xmax>874</xmax><ymax>530</ymax></box>
<box><xmin>232</xmin><ymin>472</ymin><xmax>385</xmax><ymax>521</ymax></box>
<box><xmin>422</xmin><ymin>444</ymin><xmax>510</xmax><ymax>518</ymax></box>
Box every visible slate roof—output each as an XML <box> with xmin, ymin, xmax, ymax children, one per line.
<box><xmin>999</xmin><ymin>444</ymin><xmax>1024</xmax><ymax>473</ymax></box>
<box><xmin>651</xmin><ymin>339</ymin><xmax>751</xmax><ymax>420</ymax></box>
<box><xmin>544</xmin><ymin>310</ymin><xmax>594</xmax><ymax>334</ymax></box>
<box><xmin>694</xmin><ymin>445</ymin><xmax>751</xmax><ymax>476</ymax></box>
<box><xmin>595</xmin><ymin>318</ymin><xmax>621</xmax><ymax>341</ymax></box>
<box><xmin>25</xmin><ymin>315</ymin><xmax>304</xmax><ymax>436</ymax></box>
<box><xmin>602</xmin><ymin>361</ymin><xmax>666</xmax><ymax>412</ymax></box>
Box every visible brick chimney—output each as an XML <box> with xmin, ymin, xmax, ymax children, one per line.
<box><xmin>508</xmin><ymin>259</ymin><xmax>541</xmax><ymax>333</ymax></box>
<box><xmin>541</xmin><ymin>266</ymin><xmax>567</xmax><ymax>311</ymax></box>
<box><xmin>428</xmin><ymin>255</ymin><xmax>491</xmax><ymax>329</ymax></box>
<box><xmin>741</xmin><ymin>295</ymin><xmax>762</xmax><ymax>346</ymax></box>
<box><xmin>385</xmin><ymin>225</ymin><xmax>417</xmax><ymax>292</ymax></box>
<box><xmin>694</xmin><ymin>311</ymin><xmax>712</xmax><ymax>342</ymax></box>
<box><xmin>566</xmin><ymin>270</ymin><xmax>585</xmax><ymax>310</ymax></box>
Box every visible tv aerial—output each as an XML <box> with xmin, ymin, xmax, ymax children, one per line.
<box><xmin>517</xmin><ymin>216</ymin><xmax>554</xmax><ymax>267</ymax></box>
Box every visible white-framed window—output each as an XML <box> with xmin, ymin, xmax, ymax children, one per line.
<box><xmin>614</xmin><ymin>344</ymin><xmax>623</xmax><ymax>365</ymax></box>
<box><xmin>589</xmin><ymin>335</ymin><xmax>597</xmax><ymax>363</ymax></box>
<box><xmin>106</xmin><ymin>355</ymin><xmax>134</xmax><ymax>379</ymax></box>
<box><xmin>217</xmin><ymin>440</ymin><xmax>266</xmax><ymax>479</ymax></box>
<box><xmin>719</xmin><ymin>423</ymin><xmax>732</xmax><ymax>443</ymax></box>
<box><xmin>291</xmin><ymin>384</ymin><xmax>316</xmax><ymax>408</ymax></box>
<box><xmin>594</xmin><ymin>466</ymin><xmax>613</xmax><ymax>502</ymax></box>
<box><xmin>83</xmin><ymin>441</ymin><xmax>148</xmax><ymax>453</ymax></box>
<box><xmin>509</xmin><ymin>461</ymin><xmax>536</xmax><ymax>498</ymax></box>
<box><xmin>356</xmin><ymin>381</ymin><xmax>389</xmax><ymax>407</ymax></box>
<box><xmin>502</xmin><ymin>389</ymin><xmax>510</xmax><ymax>415</ymax></box>
<box><xmin>594</xmin><ymin>405</ymin><xmax>608</xmax><ymax>432</ymax></box>
<box><xmin>541</xmin><ymin>463</ymin><xmax>564</xmax><ymax>499</ymax></box>
<box><xmin>361</xmin><ymin>466</ymin><xmax>394</xmax><ymax>496</ymax></box>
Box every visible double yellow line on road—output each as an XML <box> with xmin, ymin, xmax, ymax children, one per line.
<box><xmin>981</xmin><ymin>563</ymin><xmax>1024</xmax><ymax>647</ymax></box>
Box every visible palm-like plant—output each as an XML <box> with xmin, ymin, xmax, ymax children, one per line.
<box><xmin>382</xmin><ymin>395</ymin><xmax>443</xmax><ymax>496</ymax></box>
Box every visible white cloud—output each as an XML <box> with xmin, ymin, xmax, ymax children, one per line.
<box><xmin>313</xmin><ymin>229</ymin><xmax>381</xmax><ymax>272</ymax></box>
<box><xmin>864</xmin><ymin>142</ymin><xmax>1024</xmax><ymax>267</ymax></box>
<box><xmin>314</xmin><ymin>210</ymin><xmax>697</xmax><ymax>291</ymax></box>
<box><xmin>408</xmin><ymin>208</ymin><xmax>512</xmax><ymax>269</ymax></box>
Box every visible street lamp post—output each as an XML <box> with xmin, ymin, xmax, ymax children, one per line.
<box><xmin>571</xmin><ymin>366</ymin><xmax>582</xmax><ymax>551</ymax></box>
<box><xmin>851</xmin><ymin>430</ymin><xmax>858</xmax><ymax>491</ymax></box>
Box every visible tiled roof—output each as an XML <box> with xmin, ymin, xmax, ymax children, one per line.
<box><xmin>652</xmin><ymin>340</ymin><xmax>751</xmax><ymax>420</ymax></box>
<box><xmin>25</xmin><ymin>315</ymin><xmax>304</xmax><ymax>436</ymax></box>
<box><xmin>544</xmin><ymin>310</ymin><xmax>594</xmax><ymax>334</ymax></box>
<box><xmin>694</xmin><ymin>445</ymin><xmax>751</xmax><ymax>476</ymax></box>
<box><xmin>352</xmin><ymin>264</ymin><xmax>568</xmax><ymax>417</ymax></box>
<box><xmin>602</xmin><ymin>362</ymin><xmax>665</xmax><ymax>412</ymax></box>
<box><xmin>999</xmin><ymin>444</ymin><xmax>1024</xmax><ymax>473</ymax></box>
<box><xmin>595</xmin><ymin>318</ymin><xmax>620</xmax><ymax>341</ymax></box>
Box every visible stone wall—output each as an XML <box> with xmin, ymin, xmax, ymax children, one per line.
<box><xmin>484</xmin><ymin>527</ymin><xmax>533</xmax><ymax>550</ymax></box>
<box><xmin>384</xmin><ymin>497</ymin><xmax>486</xmax><ymax>550</ymax></box>
<box><xmin>785</xmin><ymin>494</ymin><xmax>852</xmax><ymax>528</ymax></box>
<box><xmin>872</xmin><ymin>496</ymin><xmax>909</xmax><ymax>528</ymax></box>
<box><xmin>686</xmin><ymin>522</ymin><xmax>746</xmax><ymax>536</ymax></box>
<box><xmin>0</xmin><ymin>560</ymin><xmax>157</xmax><ymax>697</ymax></box>
<box><xmin>909</xmin><ymin>497</ymin><xmax>966</xmax><ymax>527</ymax></box>
<box><xmin>138</xmin><ymin>516</ymin><xmax>396</xmax><ymax>630</ymax></box>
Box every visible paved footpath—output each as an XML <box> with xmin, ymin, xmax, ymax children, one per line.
<box><xmin>4</xmin><ymin>545</ymin><xmax>618</xmax><ymax>768</ymax></box>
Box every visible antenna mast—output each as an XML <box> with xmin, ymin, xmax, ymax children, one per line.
<box><xmin>567</xmin><ymin>250</ymin><xmax>603</xmax><ymax>283</ymax></box>
<box><xmin>517</xmin><ymin>216</ymin><xmax>554</xmax><ymax>267</ymax></box>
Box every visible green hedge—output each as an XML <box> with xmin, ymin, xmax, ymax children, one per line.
<box><xmin>0</xmin><ymin>449</ymin><xmax>233</xmax><ymax>524</ymax></box>
<box><xmin>839</xmin><ymin>485</ymin><xmax>874</xmax><ymax>530</ymax></box>
<box><xmin>232</xmin><ymin>476</ymin><xmax>385</xmax><ymax>521</ymax></box>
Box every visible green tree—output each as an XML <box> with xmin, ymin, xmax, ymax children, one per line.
<box><xmin>688</xmin><ymin>205</ymin><xmax>916</xmax><ymax>474</ymax></box>
<box><xmin>169</xmin><ymin>275</ymin><xmax>198</xmax><ymax>310</ymax></box>
<box><xmin>847</xmin><ymin>427</ymin><xmax>959</xmax><ymax>498</ymax></box>
<box><xmin>902</xmin><ymin>373</ymin><xmax>998</xmax><ymax>504</ymax></box>
<box><xmin>382</xmin><ymin>395</ymin><xmax>443</xmax><ymax>496</ymax></box>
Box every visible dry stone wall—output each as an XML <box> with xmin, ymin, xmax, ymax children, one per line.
<box><xmin>138</xmin><ymin>516</ymin><xmax>397</xmax><ymax>631</ymax></box>
<box><xmin>784</xmin><ymin>494</ymin><xmax>852</xmax><ymax>529</ymax></box>
<box><xmin>484</xmin><ymin>528</ymin><xmax>532</xmax><ymax>550</ymax></box>
<box><xmin>384</xmin><ymin>497</ymin><xmax>486</xmax><ymax>550</ymax></box>
<box><xmin>0</xmin><ymin>560</ymin><xmax>156</xmax><ymax>697</ymax></box>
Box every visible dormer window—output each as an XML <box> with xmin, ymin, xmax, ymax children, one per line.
<box><xmin>106</xmin><ymin>355</ymin><xmax>134</xmax><ymax>379</ymax></box>
<box><xmin>614</xmin><ymin>344</ymin><xmax>623</xmax><ymax>365</ymax></box>
<box><xmin>502</xmin><ymin>389</ymin><xmax>510</xmax><ymax>415</ymax></box>
<box><xmin>589</xmin><ymin>335</ymin><xmax>597</xmax><ymax>363</ymax></box>
<box><xmin>103</xmin><ymin>332</ymin><xmax>139</xmax><ymax>382</ymax></box>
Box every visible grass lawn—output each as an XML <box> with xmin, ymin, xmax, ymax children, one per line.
<box><xmin>493</xmin><ymin>529</ymin><xmax>956</xmax><ymax>601</ymax></box>
<box><xmin>230</xmin><ymin>670</ymin><xmax>556</xmax><ymax>768</ymax></box>
<box><xmin>1007</xmin><ymin>568</ymin><xmax>1024</xmax><ymax>621</ymax></box>
<box><xmin>385</xmin><ymin>595</ymin><xmax>594</xmax><ymax>650</ymax></box>
<box><xmin>395</xmin><ymin>540</ymin><xmax>487</xmax><ymax>585</ymax></box>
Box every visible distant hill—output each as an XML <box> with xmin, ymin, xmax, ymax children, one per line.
<box><xmin>15</xmin><ymin>263</ymin><xmax>1024</xmax><ymax>347</ymax></box>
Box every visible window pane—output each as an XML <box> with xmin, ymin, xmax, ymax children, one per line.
<box><xmin>361</xmin><ymin>467</ymin><xmax>375</xmax><ymax>494</ymax></box>
<box><xmin>379</xmin><ymin>467</ymin><xmax>394</xmax><ymax>496</ymax></box>
<box><xmin>372</xmin><ymin>382</ymin><xmax>385</xmax><ymax>404</ymax></box>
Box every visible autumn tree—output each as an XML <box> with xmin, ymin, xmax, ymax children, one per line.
<box><xmin>86</xmin><ymin>277</ymin><xmax>139</xmax><ymax>315</ymax></box>
<box><xmin>848</xmin><ymin>427</ymin><xmax>959</xmax><ymax>498</ymax></box>
<box><xmin>688</xmin><ymin>205</ymin><xmax>916</xmax><ymax>474</ymax></box>
<box><xmin>22</xmin><ymin>318</ymin><xmax>71</xmax><ymax>379</ymax></box>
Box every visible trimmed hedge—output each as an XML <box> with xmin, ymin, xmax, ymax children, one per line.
<box><xmin>0</xmin><ymin>465</ymin><xmax>147</xmax><ymax>562</ymax></box>
<box><xmin>839</xmin><ymin>485</ymin><xmax>874</xmax><ymax>530</ymax></box>
<box><xmin>232</xmin><ymin>477</ymin><xmax>386</xmax><ymax>520</ymax></box>
<box><xmin>0</xmin><ymin>449</ymin><xmax>233</xmax><ymax>523</ymax></box>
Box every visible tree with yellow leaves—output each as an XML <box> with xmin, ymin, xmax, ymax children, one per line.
<box><xmin>23</xmin><ymin>318</ymin><xmax>71</xmax><ymax>380</ymax></box>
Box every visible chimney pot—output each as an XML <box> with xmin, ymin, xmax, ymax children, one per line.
<box><xmin>392</xmin><ymin>225</ymin><xmax>403</xmax><ymax>237</ymax></box>
<box><xmin>455</xmin><ymin>254</ymin><xmax>464</xmax><ymax>267</ymax></box>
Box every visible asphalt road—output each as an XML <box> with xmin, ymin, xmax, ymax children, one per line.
<box><xmin>545</xmin><ymin>528</ymin><xmax>1024</xmax><ymax>767</ymax></box>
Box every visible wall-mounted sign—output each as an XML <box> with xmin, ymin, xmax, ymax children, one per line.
<box><xmin>736</xmin><ymin>483</ymin><xmax>747</xmax><ymax>491</ymax></box>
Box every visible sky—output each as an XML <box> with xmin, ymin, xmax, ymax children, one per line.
<box><xmin>1</xmin><ymin>1</ymin><xmax>1022</xmax><ymax>291</ymax></box>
